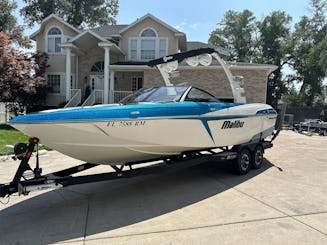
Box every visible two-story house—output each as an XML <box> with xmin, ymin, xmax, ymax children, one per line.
<box><xmin>30</xmin><ymin>13</ymin><xmax>277</xmax><ymax>108</ymax></box>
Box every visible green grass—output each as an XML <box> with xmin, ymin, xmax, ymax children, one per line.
<box><xmin>0</xmin><ymin>124</ymin><xmax>50</xmax><ymax>155</ymax></box>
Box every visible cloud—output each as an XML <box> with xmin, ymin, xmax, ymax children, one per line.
<box><xmin>174</xmin><ymin>20</ymin><xmax>200</xmax><ymax>32</ymax></box>
<box><xmin>189</xmin><ymin>22</ymin><xmax>200</xmax><ymax>30</ymax></box>
<box><xmin>174</xmin><ymin>25</ymin><xmax>183</xmax><ymax>31</ymax></box>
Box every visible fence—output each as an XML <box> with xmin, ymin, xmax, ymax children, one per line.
<box><xmin>285</xmin><ymin>107</ymin><xmax>326</xmax><ymax>124</ymax></box>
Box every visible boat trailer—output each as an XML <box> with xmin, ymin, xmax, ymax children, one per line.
<box><xmin>0</xmin><ymin>137</ymin><xmax>275</xmax><ymax>200</ymax></box>
<box><xmin>0</xmin><ymin>105</ymin><xmax>286</xmax><ymax>202</ymax></box>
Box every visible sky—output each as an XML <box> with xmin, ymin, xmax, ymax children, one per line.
<box><xmin>14</xmin><ymin>0</ymin><xmax>325</xmax><ymax>86</ymax></box>
<box><xmin>15</xmin><ymin>0</ymin><xmax>314</xmax><ymax>43</ymax></box>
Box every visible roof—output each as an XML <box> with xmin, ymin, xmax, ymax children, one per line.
<box><xmin>112</xmin><ymin>61</ymin><xmax>148</xmax><ymax>66</ymax></box>
<box><xmin>90</xmin><ymin>25</ymin><xmax>128</xmax><ymax>38</ymax></box>
<box><xmin>111</xmin><ymin>58</ymin><xmax>278</xmax><ymax>74</ymax></box>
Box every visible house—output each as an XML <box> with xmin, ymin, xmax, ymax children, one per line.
<box><xmin>30</xmin><ymin>13</ymin><xmax>277</xmax><ymax>108</ymax></box>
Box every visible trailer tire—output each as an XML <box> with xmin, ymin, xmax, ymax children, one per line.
<box><xmin>251</xmin><ymin>145</ymin><xmax>264</xmax><ymax>169</ymax></box>
<box><xmin>234</xmin><ymin>148</ymin><xmax>251</xmax><ymax>175</ymax></box>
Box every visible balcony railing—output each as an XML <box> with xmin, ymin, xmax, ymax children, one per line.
<box><xmin>64</xmin><ymin>89</ymin><xmax>81</xmax><ymax>108</ymax></box>
<box><xmin>82</xmin><ymin>89</ymin><xmax>104</xmax><ymax>106</ymax></box>
<box><xmin>114</xmin><ymin>91</ymin><xmax>133</xmax><ymax>103</ymax></box>
<box><xmin>81</xmin><ymin>90</ymin><xmax>133</xmax><ymax>106</ymax></box>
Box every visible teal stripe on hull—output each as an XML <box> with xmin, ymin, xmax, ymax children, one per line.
<box><xmin>10</xmin><ymin>102</ymin><xmax>241</xmax><ymax>124</ymax></box>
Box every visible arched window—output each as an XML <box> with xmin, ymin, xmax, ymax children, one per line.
<box><xmin>129</xmin><ymin>27</ymin><xmax>168</xmax><ymax>60</ymax></box>
<box><xmin>140</xmin><ymin>28</ymin><xmax>156</xmax><ymax>60</ymax></box>
<box><xmin>47</xmin><ymin>27</ymin><xmax>62</xmax><ymax>53</ymax></box>
<box><xmin>141</xmin><ymin>28</ymin><xmax>157</xmax><ymax>37</ymax></box>
<box><xmin>91</xmin><ymin>61</ymin><xmax>105</xmax><ymax>72</ymax></box>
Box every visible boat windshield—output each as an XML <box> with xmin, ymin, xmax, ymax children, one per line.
<box><xmin>120</xmin><ymin>86</ymin><xmax>189</xmax><ymax>104</ymax></box>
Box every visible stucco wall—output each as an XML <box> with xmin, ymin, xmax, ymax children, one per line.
<box><xmin>144</xmin><ymin>67</ymin><xmax>268</xmax><ymax>103</ymax></box>
<box><xmin>34</xmin><ymin>18</ymin><xmax>79</xmax><ymax>52</ymax></box>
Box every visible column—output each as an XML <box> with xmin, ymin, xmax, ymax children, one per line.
<box><xmin>65</xmin><ymin>47</ymin><xmax>72</xmax><ymax>101</ymax></box>
<box><xmin>103</xmin><ymin>47</ymin><xmax>110</xmax><ymax>104</ymax></box>
<box><xmin>110</xmin><ymin>71</ymin><xmax>115</xmax><ymax>103</ymax></box>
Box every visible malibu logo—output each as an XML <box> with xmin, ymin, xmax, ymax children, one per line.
<box><xmin>221</xmin><ymin>120</ymin><xmax>245</xmax><ymax>129</ymax></box>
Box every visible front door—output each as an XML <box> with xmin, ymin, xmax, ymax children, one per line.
<box><xmin>90</xmin><ymin>75</ymin><xmax>104</xmax><ymax>104</ymax></box>
<box><xmin>90</xmin><ymin>75</ymin><xmax>104</xmax><ymax>90</ymax></box>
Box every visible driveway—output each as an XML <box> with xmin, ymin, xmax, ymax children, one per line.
<box><xmin>0</xmin><ymin>131</ymin><xmax>326</xmax><ymax>244</ymax></box>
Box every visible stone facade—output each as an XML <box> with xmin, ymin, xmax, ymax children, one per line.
<box><xmin>144</xmin><ymin>67</ymin><xmax>268</xmax><ymax>103</ymax></box>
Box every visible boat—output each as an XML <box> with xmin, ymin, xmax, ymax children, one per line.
<box><xmin>9</xmin><ymin>48</ymin><xmax>277</xmax><ymax>165</ymax></box>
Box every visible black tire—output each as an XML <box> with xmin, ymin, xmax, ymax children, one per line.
<box><xmin>251</xmin><ymin>145</ymin><xmax>264</xmax><ymax>169</ymax></box>
<box><xmin>234</xmin><ymin>148</ymin><xmax>251</xmax><ymax>175</ymax></box>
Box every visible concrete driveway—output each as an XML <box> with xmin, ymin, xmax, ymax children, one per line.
<box><xmin>0</xmin><ymin>131</ymin><xmax>326</xmax><ymax>244</ymax></box>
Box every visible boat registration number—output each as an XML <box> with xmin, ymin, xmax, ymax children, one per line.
<box><xmin>107</xmin><ymin>120</ymin><xmax>146</xmax><ymax>127</ymax></box>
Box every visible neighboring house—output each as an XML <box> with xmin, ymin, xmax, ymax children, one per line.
<box><xmin>31</xmin><ymin>13</ymin><xmax>277</xmax><ymax>108</ymax></box>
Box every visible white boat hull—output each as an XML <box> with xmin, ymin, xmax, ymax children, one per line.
<box><xmin>12</xmin><ymin>112</ymin><xmax>276</xmax><ymax>165</ymax></box>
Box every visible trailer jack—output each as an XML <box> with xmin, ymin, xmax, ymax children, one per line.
<box><xmin>0</xmin><ymin>137</ymin><xmax>98</xmax><ymax>198</ymax></box>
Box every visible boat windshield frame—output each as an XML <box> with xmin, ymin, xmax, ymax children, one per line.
<box><xmin>119</xmin><ymin>86</ymin><xmax>221</xmax><ymax>105</ymax></box>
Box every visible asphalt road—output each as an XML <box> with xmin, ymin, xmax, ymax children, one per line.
<box><xmin>0</xmin><ymin>131</ymin><xmax>326</xmax><ymax>245</ymax></box>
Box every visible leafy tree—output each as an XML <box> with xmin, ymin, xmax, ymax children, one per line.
<box><xmin>0</xmin><ymin>31</ymin><xmax>48</xmax><ymax>114</ymax></box>
<box><xmin>282</xmin><ymin>87</ymin><xmax>307</xmax><ymax>107</ymax></box>
<box><xmin>287</xmin><ymin>0</ymin><xmax>327</xmax><ymax>106</ymax></box>
<box><xmin>209</xmin><ymin>10</ymin><xmax>292</xmax><ymax>106</ymax></box>
<box><xmin>209</xmin><ymin>10</ymin><xmax>257</xmax><ymax>62</ymax></box>
<box><xmin>256</xmin><ymin>11</ymin><xmax>292</xmax><ymax>106</ymax></box>
<box><xmin>0</xmin><ymin>0</ymin><xmax>17</xmax><ymax>32</ymax></box>
<box><xmin>20</xmin><ymin>0</ymin><xmax>119</xmax><ymax>28</ymax></box>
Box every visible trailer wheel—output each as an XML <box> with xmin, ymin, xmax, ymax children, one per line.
<box><xmin>252</xmin><ymin>145</ymin><xmax>264</xmax><ymax>169</ymax></box>
<box><xmin>234</xmin><ymin>148</ymin><xmax>251</xmax><ymax>175</ymax></box>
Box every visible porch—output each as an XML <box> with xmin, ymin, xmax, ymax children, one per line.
<box><xmin>63</xmin><ymin>69</ymin><xmax>144</xmax><ymax>107</ymax></box>
<box><xmin>64</xmin><ymin>89</ymin><xmax>133</xmax><ymax>107</ymax></box>
<box><xmin>58</xmin><ymin>31</ymin><xmax>148</xmax><ymax>108</ymax></box>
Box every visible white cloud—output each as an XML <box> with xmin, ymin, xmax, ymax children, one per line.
<box><xmin>189</xmin><ymin>22</ymin><xmax>200</xmax><ymax>30</ymax></box>
<box><xmin>174</xmin><ymin>20</ymin><xmax>200</xmax><ymax>32</ymax></box>
<box><xmin>174</xmin><ymin>25</ymin><xmax>183</xmax><ymax>31</ymax></box>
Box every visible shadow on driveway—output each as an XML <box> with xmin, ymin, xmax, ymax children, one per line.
<box><xmin>0</xmin><ymin>159</ymin><xmax>274</xmax><ymax>244</ymax></box>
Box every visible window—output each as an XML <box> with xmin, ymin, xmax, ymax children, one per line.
<box><xmin>91</xmin><ymin>61</ymin><xmax>105</xmax><ymax>72</ymax></box>
<box><xmin>47</xmin><ymin>74</ymin><xmax>61</xmax><ymax>93</ymax></box>
<box><xmin>141</xmin><ymin>39</ymin><xmax>156</xmax><ymax>60</ymax></box>
<box><xmin>159</xmin><ymin>39</ymin><xmax>167</xmax><ymax>57</ymax></box>
<box><xmin>131</xmin><ymin>77</ymin><xmax>143</xmax><ymax>91</ymax></box>
<box><xmin>47</xmin><ymin>27</ymin><xmax>62</xmax><ymax>53</ymax></box>
<box><xmin>130</xmin><ymin>39</ymin><xmax>137</xmax><ymax>60</ymax></box>
<box><xmin>185</xmin><ymin>88</ymin><xmax>220</xmax><ymax>102</ymax></box>
<box><xmin>128</xmin><ymin>28</ymin><xmax>168</xmax><ymax>60</ymax></box>
<box><xmin>141</xmin><ymin>29</ymin><xmax>156</xmax><ymax>37</ymax></box>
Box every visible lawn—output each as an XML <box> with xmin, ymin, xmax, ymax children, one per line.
<box><xmin>0</xmin><ymin>124</ymin><xmax>50</xmax><ymax>155</ymax></box>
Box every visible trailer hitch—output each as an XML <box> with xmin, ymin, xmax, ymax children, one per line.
<box><xmin>0</xmin><ymin>137</ymin><xmax>98</xmax><ymax>199</ymax></box>
<box><xmin>0</xmin><ymin>137</ymin><xmax>40</xmax><ymax>198</ymax></box>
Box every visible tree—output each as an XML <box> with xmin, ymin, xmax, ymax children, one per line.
<box><xmin>209</xmin><ymin>10</ymin><xmax>257</xmax><ymax>62</ymax></box>
<box><xmin>256</xmin><ymin>11</ymin><xmax>292</xmax><ymax>106</ymax></box>
<box><xmin>282</xmin><ymin>87</ymin><xmax>307</xmax><ymax>107</ymax></box>
<box><xmin>0</xmin><ymin>31</ymin><xmax>48</xmax><ymax>113</ymax></box>
<box><xmin>20</xmin><ymin>0</ymin><xmax>119</xmax><ymax>28</ymax></box>
<box><xmin>287</xmin><ymin>0</ymin><xmax>327</xmax><ymax>106</ymax></box>
<box><xmin>0</xmin><ymin>0</ymin><xmax>17</xmax><ymax>32</ymax></box>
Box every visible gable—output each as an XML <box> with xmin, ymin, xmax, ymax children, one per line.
<box><xmin>121</xmin><ymin>17</ymin><xmax>178</xmax><ymax>39</ymax></box>
<box><xmin>30</xmin><ymin>15</ymin><xmax>80</xmax><ymax>41</ymax></box>
<box><xmin>119</xmin><ymin>14</ymin><xmax>182</xmax><ymax>35</ymax></box>
<box><xmin>119</xmin><ymin>16</ymin><xmax>184</xmax><ymax>57</ymax></box>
